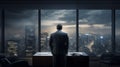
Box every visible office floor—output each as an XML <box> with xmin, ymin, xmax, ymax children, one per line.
<box><xmin>24</xmin><ymin>57</ymin><xmax>120</xmax><ymax>67</ymax></box>
<box><xmin>89</xmin><ymin>57</ymin><xmax>120</xmax><ymax>67</ymax></box>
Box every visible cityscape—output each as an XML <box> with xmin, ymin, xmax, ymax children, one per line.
<box><xmin>40</xmin><ymin>31</ymin><xmax>112</xmax><ymax>56</ymax></box>
<box><xmin>5</xmin><ymin>24</ymin><xmax>115</xmax><ymax>57</ymax></box>
<box><xmin>0</xmin><ymin>9</ymin><xmax>120</xmax><ymax>58</ymax></box>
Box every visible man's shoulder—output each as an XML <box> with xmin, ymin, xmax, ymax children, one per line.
<box><xmin>50</xmin><ymin>32</ymin><xmax>55</xmax><ymax>36</ymax></box>
<box><xmin>61</xmin><ymin>31</ymin><xmax>68</xmax><ymax>35</ymax></box>
<box><xmin>50</xmin><ymin>32</ymin><xmax>57</xmax><ymax>36</ymax></box>
<box><xmin>51</xmin><ymin>31</ymin><xmax>68</xmax><ymax>36</ymax></box>
<box><xmin>58</xmin><ymin>31</ymin><xmax>67</xmax><ymax>34</ymax></box>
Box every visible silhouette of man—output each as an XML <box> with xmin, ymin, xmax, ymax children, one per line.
<box><xmin>49</xmin><ymin>24</ymin><xmax>69</xmax><ymax>67</ymax></box>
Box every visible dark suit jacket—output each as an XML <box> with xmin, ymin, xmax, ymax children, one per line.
<box><xmin>49</xmin><ymin>30</ymin><xmax>69</xmax><ymax>56</ymax></box>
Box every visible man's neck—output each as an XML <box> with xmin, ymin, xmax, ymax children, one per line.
<box><xmin>57</xmin><ymin>30</ymin><xmax>61</xmax><ymax>31</ymax></box>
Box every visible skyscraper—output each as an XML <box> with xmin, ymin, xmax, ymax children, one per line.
<box><xmin>7</xmin><ymin>40</ymin><xmax>18</xmax><ymax>56</ymax></box>
<box><xmin>41</xmin><ymin>32</ymin><xmax>49</xmax><ymax>51</ymax></box>
<box><xmin>25</xmin><ymin>25</ymin><xmax>36</xmax><ymax>56</ymax></box>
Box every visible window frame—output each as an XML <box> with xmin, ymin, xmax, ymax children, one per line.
<box><xmin>0</xmin><ymin>9</ymin><xmax>116</xmax><ymax>57</ymax></box>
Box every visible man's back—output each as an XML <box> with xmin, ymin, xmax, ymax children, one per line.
<box><xmin>49</xmin><ymin>30</ymin><xmax>68</xmax><ymax>55</ymax></box>
<box><xmin>49</xmin><ymin>24</ymin><xmax>69</xmax><ymax>67</ymax></box>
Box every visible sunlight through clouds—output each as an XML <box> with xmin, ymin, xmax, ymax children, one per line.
<box><xmin>41</xmin><ymin>20</ymin><xmax>66</xmax><ymax>26</ymax></box>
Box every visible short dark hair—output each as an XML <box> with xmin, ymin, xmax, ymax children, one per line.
<box><xmin>57</xmin><ymin>24</ymin><xmax>62</xmax><ymax>30</ymax></box>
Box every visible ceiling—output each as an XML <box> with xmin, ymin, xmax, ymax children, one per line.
<box><xmin>0</xmin><ymin>0</ymin><xmax>120</xmax><ymax>9</ymax></box>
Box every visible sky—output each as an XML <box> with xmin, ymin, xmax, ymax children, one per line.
<box><xmin>41</xmin><ymin>10</ymin><xmax>76</xmax><ymax>36</ymax></box>
<box><xmin>4</xmin><ymin>9</ymin><xmax>38</xmax><ymax>39</ymax></box>
<box><xmin>41</xmin><ymin>10</ymin><xmax>111</xmax><ymax>36</ymax></box>
<box><xmin>116</xmin><ymin>10</ymin><xmax>120</xmax><ymax>35</ymax></box>
<box><xmin>0</xmin><ymin>9</ymin><xmax>120</xmax><ymax>39</ymax></box>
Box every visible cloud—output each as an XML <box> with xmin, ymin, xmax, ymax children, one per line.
<box><xmin>116</xmin><ymin>10</ymin><xmax>120</xmax><ymax>28</ymax></box>
<box><xmin>5</xmin><ymin>9</ymin><xmax>38</xmax><ymax>28</ymax></box>
<box><xmin>41</xmin><ymin>10</ymin><xmax>76</xmax><ymax>24</ymax></box>
<box><xmin>58</xmin><ymin>10</ymin><xmax>76</xmax><ymax>23</ymax></box>
<box><xmin>115</xmin><ymin>10</ymin><xmax>120</xmax><ymax>35</ymax></box>
<box><xmin>79</xmin><ymin>18</ymin><xmax>88</xmax><ymax>23</ymax></box>
<box><xmin>41</xmin><ymin>20</ymin><xmax>66</xmax><ymax>26</ymax></box>
<box><xmin>41</xmin><ymin>10</ymin><xmax>113</xmax><ymax>35</ymax></box>
<box><xmin>79</xmin><ymin>10</ymin><xmax>111</xmax><ymax>25</ymax></box>
<box><xmin>86</xmin><ymin>10</ymin><xmax>103</xmax><ymax>15</ymax></box>
<box><xmin>41</xmin><ymin>10</ymin><xmax>111</xmax><ymax>26</ymax></box>
<box><xmin>3</xmin><ymin>9</ymin><xmax>115</xmax><ymax>37</ymax></box>
<box><xmin>4</xmin><ymin>9</ymin><xmax>38</xmax><ymax>38</ymax></box>
<box><xmin>41</xmin><ymin>10</ymin><xmax>67</xmax><ymax>20</ymax></box>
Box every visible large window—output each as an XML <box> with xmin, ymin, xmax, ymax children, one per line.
<box><xmin>41</xmin><ymin>10</ymin><xmax>76</xmax><ymax>52</ymax></box>
<box><xmin>0</xmin><ymin>9</ymin><xmax>118</xmax><ymax>57</ymax></box>
<box><xmin>79</xmin><ymin>10</ymin><xmax>112</xmax><ymax>56</ymax></box>
<box><xmin>5</xmin><ymin>10</ymin><xmax>38</xmax><ymax>57</ymax></box>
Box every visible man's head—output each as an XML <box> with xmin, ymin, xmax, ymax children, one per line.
<box><xmin>57</xmin><ymin>24</ymin><xmax>62</xmax><ymax>30</ymax></box>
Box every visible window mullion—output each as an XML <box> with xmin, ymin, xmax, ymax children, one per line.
<box><xmin>1</xmin><ymin>9</ymin><xmax>5</xmax><ymax>53</ymax></box>
<box><xmin>112</xmin><ymin>9</ymin><xmax>116</xmax><ymax>54</ymax></box>
<box><xmin>38</xmin><ymin>9</ymin><xmax>41</xmax><ymax>52</ymax></box>
<box><xmin>76</xmin><ymin>9</ymin><xmax>79</xmax><ymax>52</ymax></box>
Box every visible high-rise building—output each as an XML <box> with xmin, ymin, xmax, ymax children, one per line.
<box><xmin>7</xmin><ymin>40</ymin><xmax>18</xmax><ymax>56</ymax></box>
<box><xmin>41</xmin><ymin>32</ymin><xmax>49</xmax><ymax>51</ymax></box>
<box><xmin>25</xmin><ymin>25</ymin><xmax>36</xmax><ymax>56</ymax></box>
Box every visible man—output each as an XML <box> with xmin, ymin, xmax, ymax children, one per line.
<box><xmin>49</xmin><ymin>24</ymin><xmax>69</xmax><ymax>67</ymax></box>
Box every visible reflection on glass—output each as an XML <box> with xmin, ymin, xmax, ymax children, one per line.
<box><xmin>5</xmin><ymin>10</ymin><xmax>38</xmax><ymax>57</ymax></box>
<box><xmin>41</xmin><ymin>10</ymin><xmax>76</xmax><ymax>52</ymax></box>
<box><xmin>79</xmin><ymin>10</ymin><xmax>112</xmax><ymax>56</ymax></box>
<box><xmin>115</xmin><ymin>10</ymin><xmax>120</xmax><ymax>53</ymax></box>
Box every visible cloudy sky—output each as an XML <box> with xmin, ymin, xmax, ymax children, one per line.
<box><xmin>79</xmin><ymin>10</ymin><xmax>111</xmax><ymax>35</ymax></box>
<box><xmin>116</xmin><ymin>10</ymin><xmax>120</xmax><ymax>35</ymax></box>
<box><xmin>4</xmin><ymin>9</ymin><xmax>38</xmax><ymax>39</ymax></box>
<box><xmin>41</xmin><ymin>10</ymin><xmax>112</xmax><ymax>36</ymax></box>
<box><xmin>41</xmin><ymin>10</ymin><xmax>76</xmax><ymax>36</ymax></box>
<box><xmin>0</xmin><ymin>9</ymin><xmax>120</xmax><ymax>39</ymax></box>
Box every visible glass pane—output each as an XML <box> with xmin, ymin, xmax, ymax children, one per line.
<box><xmin>116</xmin><ymin>10</ymin><xmax>120</xmax><ymax>53</ymax></box>
<box><xmin>41</xmin><ymin>10</ymin><xmax>76</xmax><ymax>52</ymax></box>
<box><xmin>79</xmin><ymin>10</ymin><xmax>112</xmax><ymax>56</ymax></box>
<box><xmin>5</xmin><ymin>10</ymin><xmax>38</xmax><ymax>57</ymax></box>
